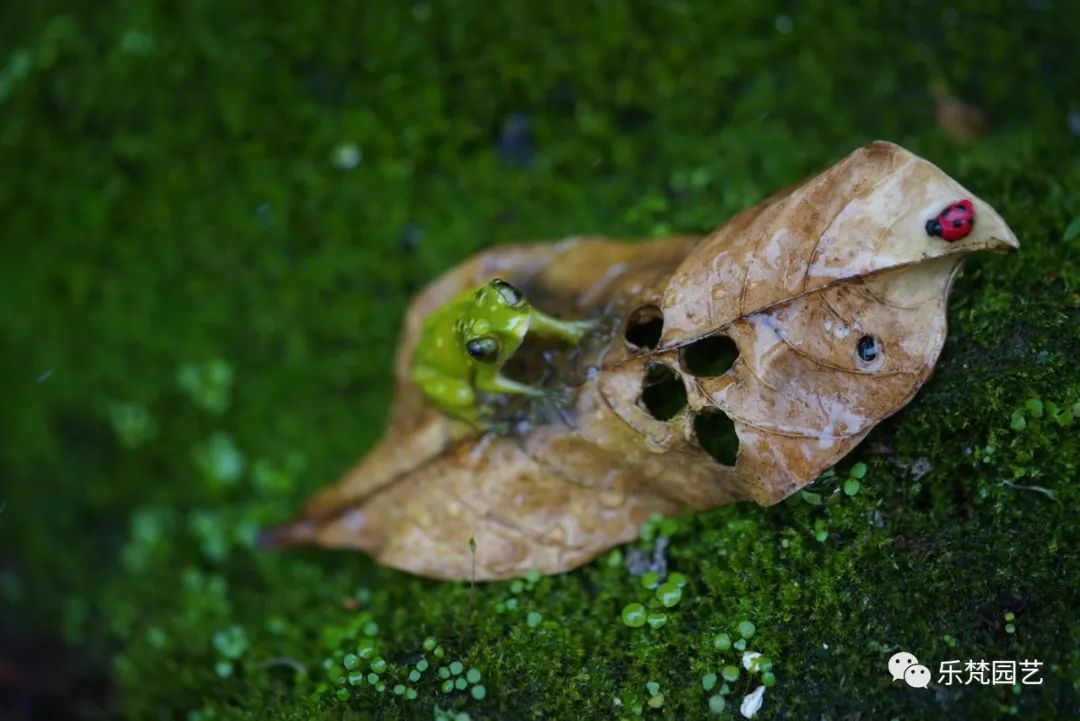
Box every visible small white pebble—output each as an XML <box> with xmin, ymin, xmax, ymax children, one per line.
<box><xmin>742</xmin><ymin>651</ymin><xmax>762</xmax><ymax>671</ymax></box>
<box><xmin>740</xmin><ymin>686</ymin><xmax>765</xmax><ymax>719</ymax></box>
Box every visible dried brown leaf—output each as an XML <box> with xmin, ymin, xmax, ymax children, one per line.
<box><xmin>265</xmin><ymin>141</ymin><xmax>1018</xmax><ymax>580</ymax></box>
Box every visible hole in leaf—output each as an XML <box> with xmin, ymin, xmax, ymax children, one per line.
<box><xmin>680</xmin><ymin>334</ymin><xmax>739</xmax><ymax>377</ymax></box>
<box><xmin>694</xmin><ymin>409</ymin><xmax>739</xmax><ymax>466</ymax></box>
<box><xmin>856</xmin><ymin>335</ymin><xmax>880</xmax><ymax>363</ymax></box>
<box><xmin>640</xmin><ymin>364</ymin><xmax>687</xmax><ymax>420</ymax></box>
<box><xmin>625</xmin><ymin>305</ymin><xmax>664</xmax><ymax>350</ymax></box>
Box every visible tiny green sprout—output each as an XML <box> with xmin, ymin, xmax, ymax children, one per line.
<box><xmin>658</xmin><ymin>517</ymin><xmax>678</xmax><ymax>536</ymax></box>
<box><xmin>756</xmin><ymin>656</ymin><xmax>773</xmax><ymax>672</ymax></box>
<box><xmin>192</xmin><ymin>432</ymin><xmax>246</xmax><ymax>486</ymax></box>
<box><xmin>348</xmin><ymin>671</ymin><xmax>364</xmax><ymax>686</ymax></box>
<box><xmin>450</xmin><ymin>661</ymin><xmax>464</xmax><ymax>675</ymax></box>
<box><xmin>762</xmin><ymin>671</ymin><xmax>777</xmax><ymax>687</ymax></box>
<box><xmin>455</xmin><ymin>677</ymin><xmax>468</xmax><ymax>690</ymax></box>
<box><xmin>713</xmin><ymin>632</ymin><xmax>732</xmax><ymax>650</ymax></box>
<box><xmin>646</xmin><ymin>612</ymin><xmax>667</xmax><ymax>629</ymax></box>
<box><xmin>416</xmin><ymin>658</ymin><xmax>429</xmax><ymax>672</ymax></box>
<box><xmin>607</xmin><ymin>549</ymin><xmax>624</xmax><ymax>567</ymax></box>
<box><xmin>621</xmin><ymin>603</ymin><xmax>647</xmax><ymax>628</ymax></box>
<box><xmin>471</xmin><ymin>684</ymin><xmax>486</xmax><ymax>700</ymax></box>
<box><xmin>212</xmin><ymin>625</ymin><xmax>249</xmax><ymax>660</ymax></box>
<box><xmin>146</xmin><ymin>626</ymin><xmax>167</xmax><ymax>649</ymax></box>
<box><xmin>215</xmin><ymin>660</ymin><xmax>233</xmax><ymax>678</ymax></box>
<box><xmin>434</xmin><ymin>645</ymin><xmax>446</xmax><ymax>659</ymax></box>
<box><xmin>668</xmin><ymin>572</ymin><xmax>688</xmax><ymax>588</ymax></box>
<box><xmin>656</xmin><ymin>581</ymin><xmax>682</xmax><ymax>608</ymax></box>
<box><xmin>843</xmin><ymin>478</ymin><xmax>861</xmax><ymax>496</ymax></box>
<box><xmin>439</xmin><ymin>666</ymin><xmax>450</xmax><ymax>679</ymax></box>
<box><xmin>708</xmin><ymin>694</ymin><xmax>726</xmax><ymax>713</ymax></box>
<box><xmin>505</xmin><ymin>598</ymin><xmax>519</xmax><ymax>611</ymax></box>
<box><xmin>367</xmin><ymin>672</ymin><xmax>379</xmax><ymax>685</ymax></box>
<box><xmin>525</xmin><ymin>568</ymin><xmax>542</xmax><ymax>584</ymax></box>
<box><xmin>800</xmin><ymin>490</ymin><xmax>823</xmax><ymax>506</ymax></box>
<box><xmin>394</xmin><ymin>684</ymin><xmax>405</xmax><ymax>695</ymax></box>
<box><xmin>108</xmin><ymin>401</ymin><xmax>158</xmax><ymax>448</ymax></box>
<box><xmin>738</xmin><ymin>620</ymin><xmax>756</xmax><ymax>638</ymax></box>
<box><xmin>370</xmin><ymin>657</ymin><xmax>387</xmax><ymax>673</ymax></box>
<box><xmin>336</xmin><ymin>687</ymin><xmax>349</xmax><ymax>701</ymax></box>
<box><xmin>455</xmin><ymin>714</ymin><xmax>470</xmax><ymax>721</ymax></box>
<box><xmin>647</xmin><ymin>693</ymin><xmax>665</xmax><ymax>708</ymax></box>
<box><xmin>510</xmin><ymin>580</ymin><xmax>524</xmax><ymax>594</ymax></box>
<box><xmin>469</xmin><ymin>536</ymin><xmax>477</xmax><ymax>553</ymax></box>
<box><xmin>343</xmin><ymin>653</ymin><xmax>359</xmax><ymax>670</ymax></box>
<box><xmin>358</xmin><ymin>643</ymin><xmax>374</xmax><ymax>659</ymax></box>
<box><xmin>849</xmin><ymin>462</ymin><xmax>867</xmax><ymax>479</ymax></box>
<box><xmin>1010</xmin><ymin>410</ymin><xmax>1027</xmax><ymax>431</ymax></box>
<box><xmin>734</xmin><ymin>639</ymin><xmax>747</xmax><ymax>651</ymax></box>
<box><xmin>405</xmin><ymin>688</ymin><xmax>418</xmax><ymax>700</ymax></box>
<box><xmin>466</xmin><ymin>668</ymin><xmax>482</xmax><ymax>684</ymax></box>
<box><xmin>640</xmin><ymin>571</ymin><xmax>661</xmax><ymax>590</ymax></box>
<box><xmin>721</xmin><ymin>665</ymin><xmax>740</xmax><ymax>682</ymax></box>
<box><xmin>646</xmin><ymin>680</ymin><xmax>661</xmax><ymax>695</ymax></box>
<box><xmin>1006</xmin><ymin>623</ymin><xmax>1016</xmax><ymax>634</ymax></box>
<box><xmin>1065</xmin><ymin>215</ymin><xmax>1080</xmax><ymax>242</ymax></box>
<box><xmin>1025</xmin><ymin>398</ymin><xmax>1044</xmax><ymax>418</ymax></box>
<box><xmin>409</xmin><ymin>669</ymin><xmax>421</xmax><ymax>682</ymax></box>
<box><xmin>527</xmin><ymin>612</ymin><xmax>543</xmax><ymax>628</ymax></box>
<box><xmin>375</xmin><ymin>682</ymin><xmax>385</xmax><ymax>693</ymax></box>
<box><xmin>813</xmin><ymin>519</ymin><xmax>828</xmax><ymax>542</ymax></box>
<box><xmin>640</xmin><ymin>513</ymin><xmax>661</xmax><ymax>542</ymax></box>
<box><xmin>265</xmin><ymin>616</ymin><xmax>288</xmax><ymax>635</ymax></box>
<box><xmin>702</xmin><ymin>672</ymin><xmax>717</xmax><ymax>691</ymax></box>
<box><xmin>1047</xmin><ymin>401</ymin><xmax>1075</xmax><ymax>427</ymax></box>
<box><xmin>363</xmin><ymin>621</ymin><xmax>379</xmax><ymax>637</ymax></box>
<box><xmin>423</xmin><ymin>637</ymin><xmax>437</xmax><ymax>652</ymax></box>
<box><xmin>441</xmin><ymin>679</ymin><xmax>454</xmax><ymax>693</ymax></box>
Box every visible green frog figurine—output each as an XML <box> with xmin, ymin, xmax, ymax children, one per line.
<box><xmin>411</xmin><ymin>278</ymin><xmax>594</xmax><ymax>427</ymax></box>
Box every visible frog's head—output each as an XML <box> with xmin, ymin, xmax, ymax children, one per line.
<box><xmin>457</xmin><ymin>279</ymin><xmax>533</xmax><ymax>366</ymax></box>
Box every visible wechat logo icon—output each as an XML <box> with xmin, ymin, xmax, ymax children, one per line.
<box><xmin>889</xmin><ymin>651</ymin><xmax>931</xmax><ymax>689</ymax></box>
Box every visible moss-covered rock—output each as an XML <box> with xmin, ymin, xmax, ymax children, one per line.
<box><xmin>1</xmin><ymin>1</ymin><xmax>1078</xmax><ymax>719</ymax></box>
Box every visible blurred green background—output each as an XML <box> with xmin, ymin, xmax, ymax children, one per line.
<box><xmin>2</xmin><ymin>1</ymin><xmax>1079</xmax><ymax>719</ymax></box>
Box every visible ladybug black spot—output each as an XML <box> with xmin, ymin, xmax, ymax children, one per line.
<box><xmin>952</xmin><ymin>219</ymin><xmax>963</xmax><ymax>228</ymax></box>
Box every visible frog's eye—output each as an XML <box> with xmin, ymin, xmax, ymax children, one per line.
<box><xmin>465</xmin><ymin>336</ymin><xmax>500</xmax><ymax>363</ymax></box>
<box><xmin>491</xmin><ymin>279</ymin><xmax>525</xmax><ymax>307</ymax></box>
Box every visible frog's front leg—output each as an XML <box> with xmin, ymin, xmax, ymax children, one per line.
<box><xmin>474</xmin><ymin>367</ymin><xmax>546</xmax><ymax>398</ymax></box>
<box><xmin>528</xmin><ymin>308</ymin><xmax>596</xmax><ymax>345</ymax></box>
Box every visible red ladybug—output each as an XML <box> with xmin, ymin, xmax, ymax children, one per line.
<box><xmin>926</xmin><ymin>199</ymin><xmax>975</xmax><ymax>241</ymax></box>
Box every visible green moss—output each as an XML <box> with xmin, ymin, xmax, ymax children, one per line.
<box><xmin>2</xmin><ymin>1</ymin><xmax>1079</xmax><ymax>719</ymax></box>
